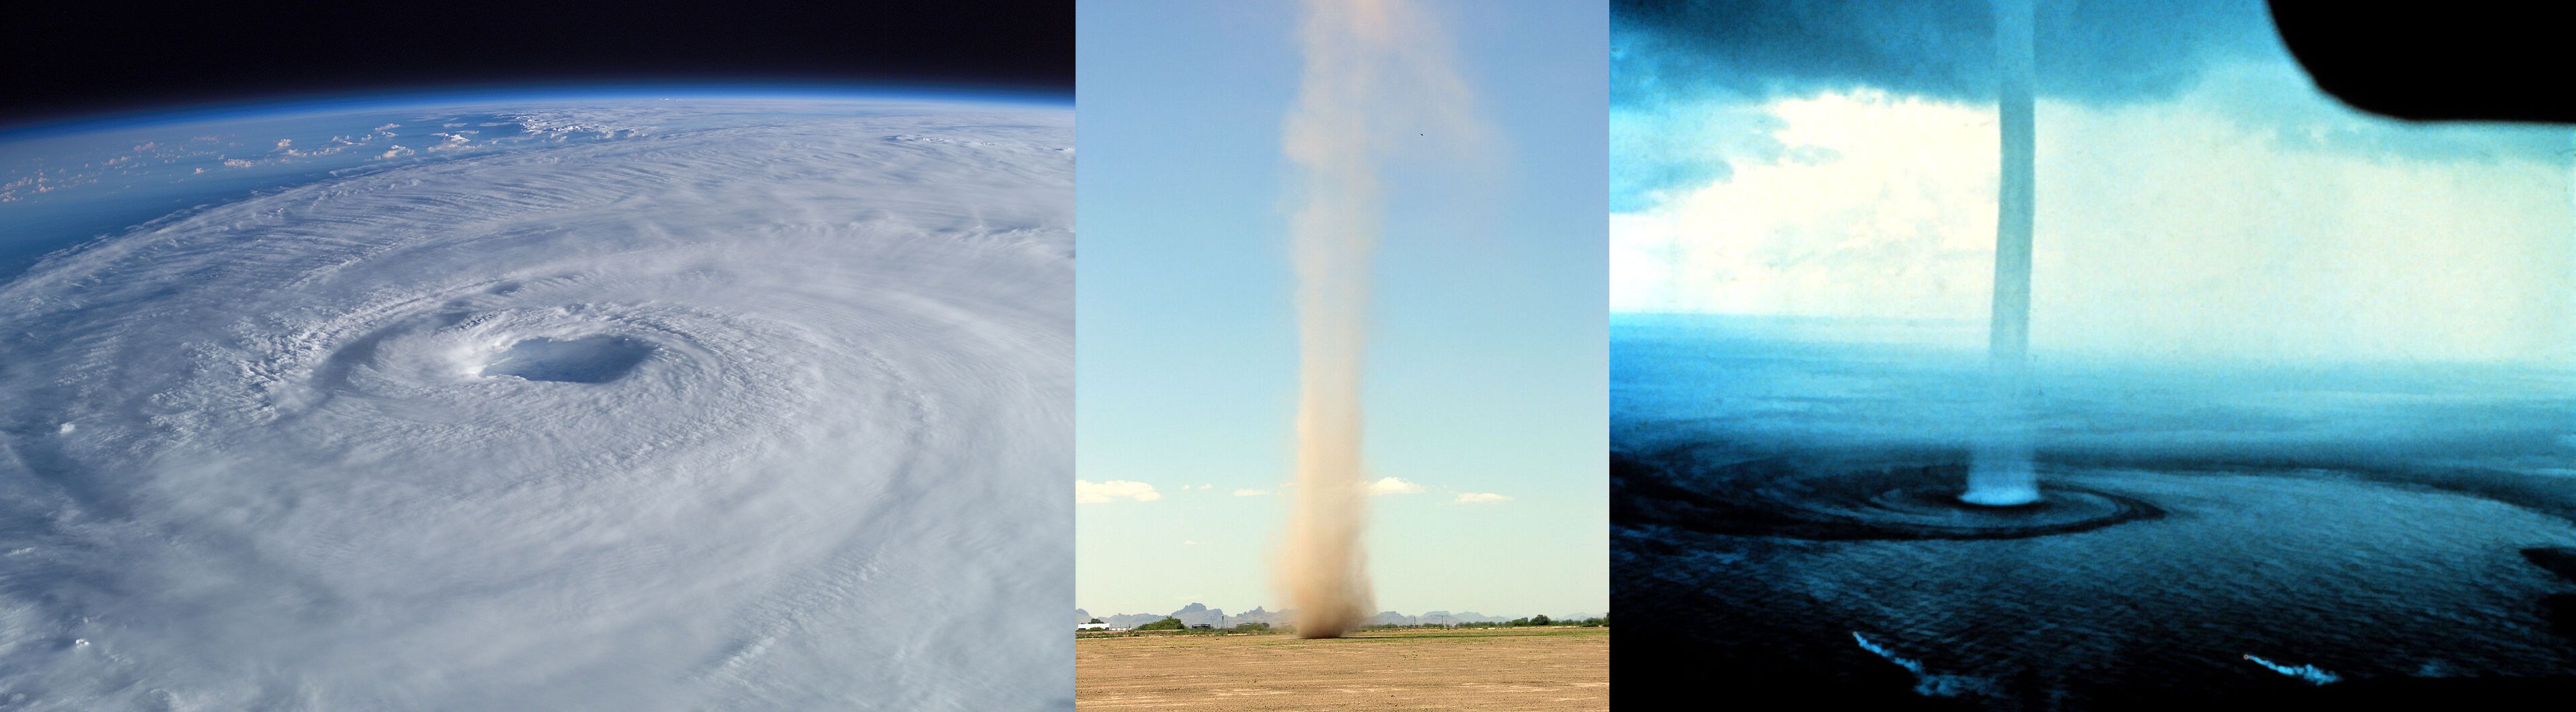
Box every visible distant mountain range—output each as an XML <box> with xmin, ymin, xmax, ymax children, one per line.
<box><xmin>1076</xmin><ymin>602</ymin><xmax>1602</xmax><ymax>629</ymax></box>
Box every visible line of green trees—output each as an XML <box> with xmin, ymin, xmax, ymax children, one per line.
<box><xmin>1363</xmin><ymin>614</ymin><xmax>1609</xmax><ymax>629</ymax></box>
<box><xmin>1087</xmin><ymin>618</ymin><xmax>1280</xmax><ymax>635</ymax></box>
<box><xmin>1132</xmin><ymin>617</ymin><xmax>1188</xmax><ymax>631</ymax></box>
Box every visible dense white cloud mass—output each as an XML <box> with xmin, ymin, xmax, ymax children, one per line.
<box><xmin>0</xmin><ymin>99</ymin><xmax>1071</xmax><ymax>710</ymax></box>
<box><xmin>1613</xmin><ymin>68</ymin><xmax>2576</xmax><ymax>363</ymax></box>
<box><xmin>1610</xmin><ymin>91</ymin><xmax>1996</xmax><ymax>321</ymax></box>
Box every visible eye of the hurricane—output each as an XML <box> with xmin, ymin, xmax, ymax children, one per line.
<box><xmin>479</xmin><ymin>335</ymin><xmax>655</xmax><ymax>384</ymax></box>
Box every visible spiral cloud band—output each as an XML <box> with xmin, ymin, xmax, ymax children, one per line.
<box><xmin>0</xmin><ymin>99</ymin><xmax>1070</xmax><ymax>709</ymax></box>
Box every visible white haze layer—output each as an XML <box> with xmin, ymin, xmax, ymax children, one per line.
<box><xmin>0</xmin><ymin>99</ymin><xmax>1071</xmax><ymax>710</ymax></box>
<box><xmin>1611</xmin><ymin>67</ymin><xmax>2576</xmax><ymax>364</ymax></box>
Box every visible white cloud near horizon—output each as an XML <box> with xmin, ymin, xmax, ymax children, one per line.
<box><xmin>1076</xmin><ymin>479</ymin><xmax>1162</xmax><ymax>504</ymax></box>
<box><xmin>1232</xmin><ymin>488</ymin><xmax>1270</xmax><ymax>497</ymax></box>
<box><xmin>1367</xmin><ymin>477</ymin><xmax>1425</xmax><ymax>496</ymax></box>
<box><xmin>1455</xmin><ymin>492</ymin><xmax>1513</xmax><ymax>504</ymax></box>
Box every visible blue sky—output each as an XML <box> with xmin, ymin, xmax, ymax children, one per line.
<box><xmin>1611</xmin><ymin>0</ymin><xmax>2576</xmax><ymax>364</ymax></box>
<box><xmin>1076</xmin><ymin>0</ymin><xmax>1607</xmax><ymax>617</ymax></box>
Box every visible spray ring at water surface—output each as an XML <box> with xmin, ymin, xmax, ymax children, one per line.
<box><xmin>1815</xmin><ymin>476</ymin><xmax>2155</xmax><ymax>539</ymax></box>
<box><xmin>1619</xmin><ymin>452</ymin><xmax>2163</xmax><ymax>541</ymax></box>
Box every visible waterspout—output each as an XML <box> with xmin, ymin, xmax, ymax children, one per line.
<box><xmin>1966</xmin><ymin>0</ymin><xmax>2041</xmax><ymax>508</ymax></box>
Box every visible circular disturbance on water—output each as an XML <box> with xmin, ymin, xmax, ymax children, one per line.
<box><xmin>1624</xmin><ymin>455</ymin><xmax>2162</xmax><ymax>541</ymax></box>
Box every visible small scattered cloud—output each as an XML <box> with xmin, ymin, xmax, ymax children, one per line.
<box><xmin>1232</xmin><ymin>488</ymin><xmax>1271</xmax><ymax>497</ymax></box>
<box><xmin>1182</xmin><ymin>540</ymin><xmax>1200</xmax><ymax>546</ymax></box>
<box><xmin>1180</xmin><ymin>483</ymin><xmax>1214</xmax><ymax>491</ymax></box>
<box><xmin>1455</xmin><ymin>492</ymin><xmax>1513</xmax><ymax>504</ymax></box>
<box><xmin>1367</xmin><ymin>477</ymin><xmax>1424</xmax><ymax>496</ymax></box>
<box><xmin>425</xmin><ymin>132</ymin><xmax>481</xmax><ymax>153</ymax></box>
<box><xmin>1076</xmin><ymin>479</ymin><xmax>1162</xmax><ymax>504</ymax></box>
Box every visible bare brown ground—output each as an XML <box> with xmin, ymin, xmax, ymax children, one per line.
<box><xmin>1076</xmin><ymin>627</ymin><xmax>1609</xmax><ymax>711</ymax></box>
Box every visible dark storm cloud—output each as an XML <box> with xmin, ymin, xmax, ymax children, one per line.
<box><xmin>1608</xmin><ymin>100</ymin><xmax>1784</xmax><ymax>212</ymax></box>
<box><xmin>1610</xmin><ymin>0</ymin><xmax>2281</xmax><ymax>211</ymax></box>
<box><xmin>1612</xmin><ymin>0</ymin><xmax>2280</xmax><ymax>106</ymax></box>
<box><xmin>1610</xmin><ymin>0</ymin><xmax>2573</xmax><ymax>212</ymax></box>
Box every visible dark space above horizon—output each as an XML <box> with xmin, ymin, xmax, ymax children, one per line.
<box><xmin>0</xmin><ymin>0</ymin><xmax>1072</xmax><ymax>128</ymax></box>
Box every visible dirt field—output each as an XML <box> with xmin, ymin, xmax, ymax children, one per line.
<box><xmin>1076</xmin><ymin>627</ymin><xmax>1609</xmax><ymax>711</ymax></box>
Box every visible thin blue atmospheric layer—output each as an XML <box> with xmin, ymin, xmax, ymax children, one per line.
<box><xmin>0</xmin><ymin>84</ymin><xmax>1072</xmax><ymax>139</ymax></box>
<box><xmin>0</xmin><ymin>86</ymin><xmax>1066</xmax><ymax>279</ymax></box>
